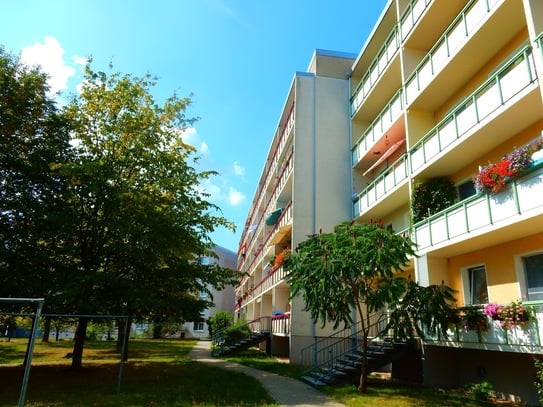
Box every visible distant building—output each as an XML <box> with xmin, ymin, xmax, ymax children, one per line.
<box><xmin>183</xmin><ymin>245</ymin><xmax>237</xmax><ymax>339</ymax></box>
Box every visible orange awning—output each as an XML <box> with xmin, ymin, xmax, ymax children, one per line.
<box><xmin>363</xmin><ymin>139</ymin><xmax>405</xmax><ymax>176</ymax></box>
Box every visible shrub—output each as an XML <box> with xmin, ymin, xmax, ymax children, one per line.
<box><xmin>465</xmin><ymin>380</ymin><xmax>495</xmax><ymax>401</ymax></box>
<box><xmin>412</xmin><ymin>178</ymin><xmax>457</xmax><ymax>223</ymax></box>
<box><xmin>223</xmin><ymin>320</ymin><xmax>252</xmax><ymax>345</ymax></box>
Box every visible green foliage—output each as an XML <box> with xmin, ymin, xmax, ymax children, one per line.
<box><xmin>0</xmin><ymin>47</ymin><xmax>72</xmax><ymax>305</ymax></box>
<box><xmin>461</xmin><ymin>306</ymin><xmax>489</xmax><ymax>333</ymax></box>
<box><xmin>1</xmin><ymin>49</ymin><xmax>239</xmax><ymax>368</ymax></box>
<box><xmin>284</xmin><ymin>221</ymin><xmax>419</xmax><ymax>392</ymax></box>
<box><xmin>534</xmin><ymin>357</ymin><xmax>543</xmax><ymax>405</ymax></box>
<box><xmin>411</xmin><ymin>178</ymin><xmax>457</xmax><ymax>224</ymax></box>
<box><xmin>465</xmin><ymin>380</ymin><xmax>495</xmax><ymax>401</ymax></box>
<box><xmin>208</xmin><ymin>310</ymin><xmax>233</xmax><ymax>336</ymax></box>
<box><xmin>387</xmin><ymin>280</ymin><xmax>457</xmax><ymax>341</ymax></box>
<box><xmin>284</xmin><ymin>221</ymin><xmax>416</xmax><ymax>330</ymax></box>
<box><xmin>223</xmin><ymin>320</ymin><xmax>252</xmax><ymax>345</ymax></box>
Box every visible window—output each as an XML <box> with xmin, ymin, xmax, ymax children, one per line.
<box><xmin>465</xmin><ymin>265</ymin><xmax>488</xmax><ymax>305</ymax></box>
<box><xmin>194</xmin><ymin>322</ymin><xmax>205</xmax><ymax>332</ymax></box>
<box><xmin>458</xmin><ymin>179</ymin><xmax>476</xmax><ymax>201</ymax></box>
<box><xmin>523</xmin><ymin>253</ymin><xmax>543</xmax><ymax>301</ymax></box>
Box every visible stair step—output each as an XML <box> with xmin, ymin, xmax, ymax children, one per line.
<box><xmin>301</xmin><ymin>375</ymin><xmax>326</xmax><ymax>386</ymax></box>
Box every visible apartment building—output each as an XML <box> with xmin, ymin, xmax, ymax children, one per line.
<box><xmin>235</xmin><ymin>49</ymin><xmax>355</xmax><ymax>361</ymax></box>
<box><xmin>185</xmin><ymin>245</ymin><xmax>237</xmax><ymax>339</ymax></box>
<box><xmin>237</xmin><ymin>0</ymin><xmax>543</xmax><ymax>403</ymax></box>
<box><xmin>351</xmin><ymin>0</ymin><xmax>543</xmax><ymax>403</ymax></box>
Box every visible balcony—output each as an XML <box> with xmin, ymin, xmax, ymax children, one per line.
<box><xmin>404</xmin><ymin>0</ymin><xmax>525</xmax><ymax>111</ymax></box>
<box><xmin>353</xmin><ymin>153</ymin><xmax>409</xmax><ymax>219</ymax></box>
<box><xmin>351</xmin><ymin>27</ymin><xmax>400</xmax><ymax>118</ymax></box>
<box><xmin>423</xmin><ymin>301</ymin><xmax>543</xmax><ymax>354</ymax></box>
<box><xmin>352</xmin><ymin>89</ymin><xmax>404</xmax><ymax>166</ymax></box>
<box><xmin>399</xmin><ymin>0</ymin><xmax>433</xmax><ymax>42</ymax></box>
<box><xmin>409</xmin><ymin>45</ymin><xmax>538</xmax><ymax>177</ymax></box>
<box><xmin>271</xmin><ymin>312</ymin><xmax>290</xmax><ymax>336</ymax></box>
<box><xmin>413</xmin><ymin>160</ymin><xmax>543</xmax><ymax>254</ymax></box>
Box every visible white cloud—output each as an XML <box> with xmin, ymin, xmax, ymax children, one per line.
<box><xmin>228</xmin><ymin>187</ymin><xmax>245</xmax><ymax>206</ymax></box>
<box><xmin>20</xmin><ymin>36</ymin><xmax>79</xmax><ymax>95</ymax></box>
<box><xmin>233</xmin><ymin>161</ymin><xmax>245</xmax><ymax>176</ymax></box>
<box><xmin>180</xmin><ymin>127</ymin><xmax>210</xmax><ymax>156</ymax></box>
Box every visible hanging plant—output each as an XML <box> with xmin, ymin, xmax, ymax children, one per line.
<box><xmin>411</xmin><ymin>178</ymin><xmax>457</xmax><ymax>224</ymax></box>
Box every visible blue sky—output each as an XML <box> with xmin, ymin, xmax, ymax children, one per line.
<box><xmin>1</xmin><ymin>0</ymin><xmax>387</xmax><ymax>253</ymax></box>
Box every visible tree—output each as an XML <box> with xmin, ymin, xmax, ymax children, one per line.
<box><xmin>49</xmin><ymin>62</ymin><xmax>240</xmax><ymax>369</ymax></box>
<box><xmin>0</xmin><ymin>47</ymin><xmax>72</xmax><ymax>308</ymax></box>
<box><xmin>283</xmin><ymin>221</ymin><xmax>455</xmax><ymax>393</ymax></box>
<box><xmin>208</xmin><ymin>310</ymin><xmax>233</xmax><ymax>337</ymax></box>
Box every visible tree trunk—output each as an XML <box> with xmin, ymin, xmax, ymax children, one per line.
<box><xmin>41</xmin><ymin>317</ymin><xmax>51</xmax><ymax>342</ymax></box>
<box><xmin>358</xmin><ymin>335</ymin><xmax>369</xmax><ymax>393</ymax></box>
<box><xmin>71</xmin><ymin>317</ymin><xmax>89</xmax><ymax>370</ymax></box>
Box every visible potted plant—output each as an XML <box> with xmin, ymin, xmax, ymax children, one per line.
<box><xmin>474</xmin><ymin>145</ymin><xmax>533</xmax><ymax>194</ymax></box>
<box><xmin>460</xmin><ymin>306</ymin><xmax>489</xmax><ymax>342</ymax></box>
<box><xmin>411</xmin><ymin>178</ymin><xmax>457</xmax><ymax>223</ymax></box>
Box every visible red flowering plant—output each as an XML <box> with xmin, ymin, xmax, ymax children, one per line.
<box><xmin>474</xmin><ymin>145</ymin><xmax>533</xmax><ymax>194</ymax></box>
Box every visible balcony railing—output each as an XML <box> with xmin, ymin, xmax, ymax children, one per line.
<box><xmin>351</xmin><ymin>27</ymin><xmax>400</xmax><ymax>116</ymax></box>
<box><xmin>404</xmin><ymin>0</ymin><xmax>501</xmax><ymax>104</ymax></box>
<box><xmin>410</xmin><ymin>45</ymin><xmax>536</xmax><ymax>174</ymax></box>
<box><xmin>271</xmin><ymin>312</ymin><xmax>290</xmax><ymax>335</ymax></box>
<box><xmin>352</xmin><ymin>88</ymin><xmax>404</xmax><ymax>165</ymax></box>
<box><xmin>353</xmin><ymin>153</ymin><xmax>409</xmax><ymax>218</ymax></box>
<box><xmin>399</xmin><ymin>0</ymin><xmax>432</xmax><ymax>41</ymax></box>
<box><xmin>413</xmin><ymin>161</ymin><xmax>543</xmax><ymax>251</ymax></box>
<box><xmin>537</xmin><ymin>31</ymin><xmax>543</xmax><ymax>62</ymax></box>
<box><xmin>423</xmin><ymin>301</ymin><xmax>543</xmax><ymax>352</ymax></box>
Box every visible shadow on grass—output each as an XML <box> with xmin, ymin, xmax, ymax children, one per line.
<box><xmin>0</xmin><ymin>360</ymin><xmax>276</xmax><ymax>406</ymax></box>
<box><xmin>0</xmin><ymin>339</ymin><xmax>276</xmax><ymax>406</ymax></box>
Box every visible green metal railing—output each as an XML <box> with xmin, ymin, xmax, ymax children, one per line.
<box><xmin>353</xmin><ymin>153</ymin><xmax>409</xmax><ymax>218</ymax></box>
<box><xmin>409</xmin><ymin>45</ymin><xmax>536</xmax><ymax>174</ymax></box>
<box><xmin>404</xmin><ymin>0</ymin><xmax>500</xmax><ymax>103</ymax></box>
<box><xmin>351</xmin><ymin>27</ymin><xmax>400</xmax><ymax>116</ymax></box>
<box><xmin>412</xmin><ymin>160</ymin><xmax>543</xmax><ymax>250</ymax></box>
<box><xmin>351</xmin><ymin>88</ymin><xmax>404</xmax><ymax>165</ymax></box>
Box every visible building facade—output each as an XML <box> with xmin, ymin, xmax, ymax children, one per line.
<box><xmin>353</xmin><ymin>0</ymin><xmax>543</xmax><ymax>403</ymax></box>
<box><xmin>235</xmin><ymin>49</ymin><xmax>356</xmax><ymax>360</ymax></box>
<box><xmin>184</xmin><ymin>245</ymin><xmax>237</xmax><ymax>339</ymax></box>
<box><xmin>237</xmin><ymin>0</ymin><xmax>543</xmax><ymax>404</ymax></box>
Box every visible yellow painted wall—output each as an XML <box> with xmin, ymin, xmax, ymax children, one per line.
<box><xmin>436</xmin><ymin>29</ymin><xmax>529</xmax><ymax>122</ymax></box>
<box><xmin>447</xmin><ymin>232</ymin><xmax>543</xmax><ymax>305</ymax></box>
<box><xmin>451</xmin><ymin>119</ymin><xmax>543</xmax><ymax>185</ymax></box>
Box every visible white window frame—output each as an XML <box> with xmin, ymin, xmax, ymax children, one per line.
<box><xmin>461</xmin><ymin>264</ymin><xmax>489</xmax><ymax>305</ymax></box>
<box><xmin>515</xmin><ymin>249</ymin><xmax>543</xmax><ymax>301</ymax></box>
<box><xmin>194</xmin><ymin>322</ymin><xmax>205</xmax><ymax>332</ymax></box>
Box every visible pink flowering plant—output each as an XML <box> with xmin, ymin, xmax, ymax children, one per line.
<box><xmin>483</xmin><ymin>302</ymin><xmax>502</xmax><ymax>320</ymax></box>
<box><xmin>483</xmin><ymin>300</ymin><xmax>532</xmax><ymax>330</ymax></box>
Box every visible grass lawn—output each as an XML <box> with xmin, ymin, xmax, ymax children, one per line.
<box><xmin>222</xmin><ymin>348</ymin><xmax>526</xmax><ymax>407</ymax></box>
<box><xmin>0</xmin><ymin>338</ymin><xmax>276</xmax><ymax>406</ymax></box>
<box><xmin>0</xmin><ymin>339</ymin><xmax>529</xmax><ymax>406</ymax></box>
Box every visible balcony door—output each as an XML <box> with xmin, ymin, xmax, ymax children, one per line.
<box><xmin>523</xmin><ymin>253</ymin><xmax>543</xmax><ymax>301</ymax></box>
<box><xmin>464</xmin><ymin>265</ymin><xmax>488</xmax><ymax>305</ymax></box>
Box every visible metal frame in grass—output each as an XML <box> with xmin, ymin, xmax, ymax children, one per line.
<box><xmin>0</xmin><ymin>298</ymin><xmax>130</xmax><ymax>406</ymax></box>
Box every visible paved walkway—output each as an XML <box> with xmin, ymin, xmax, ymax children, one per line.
<box><xmin>187</xmin><ymin>340</ymin><xmax>346</xmax><ymax>407</ymax></box>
